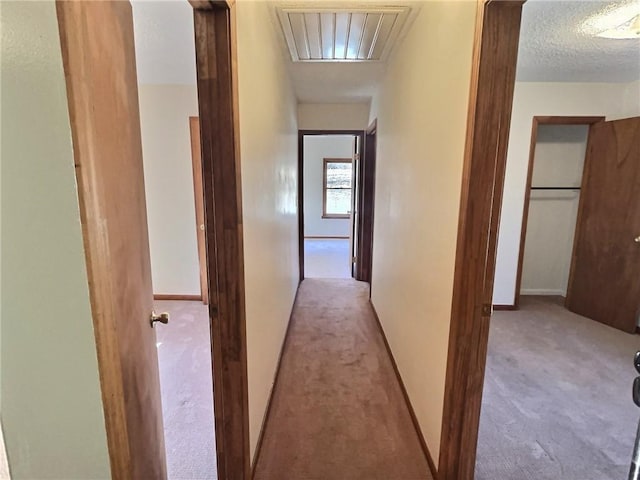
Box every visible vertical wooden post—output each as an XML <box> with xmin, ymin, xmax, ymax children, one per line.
<box><xmin>439</xmin><ymin>2</ymin><xmax>524</xmax><ymax>479</ymax></box>
<box><xmin>192</xmin><ymin>3</ymin><xmax>251</xmax><ymax>479</ymax></box>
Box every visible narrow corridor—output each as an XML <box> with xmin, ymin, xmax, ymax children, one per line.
<box><xmin>253</xmin><ymin>279</ymin><xmax>432</xmax><ymax>480</ymax></box>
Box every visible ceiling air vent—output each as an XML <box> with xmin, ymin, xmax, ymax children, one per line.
<box><xmin>277</xmin><ymin>6</ymin><xmax>411</xmax><ymax>62</ymax></box>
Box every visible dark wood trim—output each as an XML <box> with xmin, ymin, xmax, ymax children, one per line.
<box><xmin>298</xmin><ymin>133</ymin><xmax>305</xmax><ymax>282</ymax></box>
<box><xmin>513</xmin><ymin>115</ymin><xmax>605</xmax><ymax>308</ymax></box>
<box><xmin>189</xmin><ymin>116</ymin><xmax>209</xmax><ymax>305</ymax></box>
<box><xmin>298</xmin><ymin>130</ymin><xmax>365</xmax><ymax>281</ymax></box>
<box><xmin>303</xmin><ymin>236</ymin><xmax>350</xmax><ymax>240</ymax></box>
<box><xmin>299</xmin><ymin>129</ymin><xmax>364</xmax><ymax>136</ymax></box>
<box><xmin>358</xmin><ymin>119</ymin><xmax>378</xmax><ymax>285</ymax></box>
<box><xmin>153</xmin><ymin>294</ymin><xmax>202</xmax><ymax>301</ymax></box>
<box><xmin>439</xmin><ymin>2</ymin><xmax>524</xmax><ymax>480</ymax></box>
<box><xmin>492</xmin><ymin>304</ymin><xmax>517</xmax><ymax>311</ymax></box>
<box><xmin>189</xmin><ymin>0</ymin><xmax>235</xmax><ymax>9</ymax></box>
<box><xmin>513</xmin><ymin>117</ymin><xmax>539</xmax><ymax>308</ymax></box>
<box><xmin>193</xmin><ymin>3</ymin><xmax>250</xmax><ymax>479</ymax></box>
<box><xmin>369</xmin><ymin>302</ymin><xmax>439</xmax><ymax>479</ymax></box>
<box><xmin>322</xmin><ymin>158</ymin><xmax>353</xmax><ymax>219</ymax></box>
<box><xmin>250</xmin><ymin>284</ymin><xmax>301</xmax><ymax>478</ymax></box>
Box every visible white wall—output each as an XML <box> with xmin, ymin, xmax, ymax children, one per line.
<box><xmin>303</xmin><ymin>136</ymin><xmax>353</xmax><ymax>237</ymax></box>
<box><xmin>138</xmin><ymin>84</ymin><xmax>201</xmax><ymax>296</ymax></box>
<box><xmin>521</xmin><ymin>125</ymin><xmax>588</xmax><ymax>296</ymax></box>
<box><xmin>493</xmin><ymin>81</ymin><xmax>640</xmax><ymax>305</ymax></box>
<box><xmin>1</xmin><ymin>1</ymin><xmax>110</xmax><ymax>477</ymax></box>
<box><xmin>236</xmin><ymin>2</ymin><xmax>299</xmax><ymax>459</ymax></box>
<box><xmin>298</xmin><ymin>103</ymin><xmax>370</xmax><ymax>130</ymax></box>
<box><xmin>368</xmin><ymin>1</ymin><xmax>477</xmax><ymax>466</ymax></box>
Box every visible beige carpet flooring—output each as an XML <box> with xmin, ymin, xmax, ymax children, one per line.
<box><xmin>253</xmin><ymin>279</ymin><xmax>432</xmax><ymax>480</ymax></box>
<box><xmin>476</xmin><ymin>296</ymin><xmax>640</xmax><ymax>480</ymax></box>
<box><xmin>304</xmin><ymin>238</ymin><xmax>352</xmax><ymax>278</ymax></box>
<box><xmin>154</xmin><ymin>300</ymin><xmax>217</xmax><ymax>480</ymax></box>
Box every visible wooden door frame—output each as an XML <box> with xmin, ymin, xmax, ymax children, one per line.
<box><xmin>189</xmin><ymin>116</ymin><xmax>209</xmax><ymax>305</ymax></box>
<box><xmin>438</xmin><ymin>2</ymin><xmax>525</xmax><ymax>479</ymax></box>
<box><xmin>190</xmin><ymin>2</ymin><xmax>250</xmax><ymax>479</ymax></box>
<box><xmin>297</xmin><ymin>130</ymin><xmax>365</xmax><ymax>281</ymax></box>
<box><xmin>359</xmin><ymin>120</ymin><xmax>378</xmax><ymax>286</ymax></box>
<box><xmin>512</xmin><ymin>116</ymin><xmax>605</xmax><ymax>308</ymax></box>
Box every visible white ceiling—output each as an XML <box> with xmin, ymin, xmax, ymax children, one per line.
<box><xmin>131</xmin><ymin>0</ymin><xmax>196</xmax><ymax>85</ymax></box>
<box><xmin>131</xmin><ymin>0</ymin><xmax>640</xmax><ymax>101</ymax></box>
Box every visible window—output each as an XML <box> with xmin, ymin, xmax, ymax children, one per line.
<box><xmin>322</xmin><ymin>158</ymin><xmax>353</xmax><ymax>218</ymax></box>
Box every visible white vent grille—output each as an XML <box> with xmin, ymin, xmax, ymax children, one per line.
<box><xmin>277</xmin><ymin>7</ymin><xmax>411</xmax><ymax>62</ymax></box>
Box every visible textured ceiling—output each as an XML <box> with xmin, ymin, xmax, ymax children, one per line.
<box><xmin>517</xmin><ymin>0</ymin><xmax>640</xmax><ymax>82</ymax></box>
<box><xmin>131</xmin><ymin>0</ymin><xmax>640</xmax><ymax>101</ymax></box>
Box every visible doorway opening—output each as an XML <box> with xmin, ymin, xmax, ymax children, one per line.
<box><xmin>132</xmin><ymin>2</ymin><xmax>216</xmax><ymax>477</ymax></box>
<box><xmin>513</xmin><ymin>116</ymin><xmax>604</xmax><ymax>309</ymax></box>
<box><xmin>301</xmin><ymin>133</ymin><xmax>358</xmax><ymax>278</ymax></box>
<box><xmin>298</xmin><ymin>128</ymin><xmax>376</xmax><ymax>285</ymax></box>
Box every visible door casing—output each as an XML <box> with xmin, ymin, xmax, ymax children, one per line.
<box><xmin>297</xmin><ymin>130</ymin><xmax>365</xmax><ymax>282</ymax></box>
<box><xmin>189</xmin><ymin>116</ymin><xmax>210</xmax><ymax>305</ymax></box>
<box><xmin>439</xmin><ymin>2</ymin><xmax>525</xmax><ymax>479</ymax></box>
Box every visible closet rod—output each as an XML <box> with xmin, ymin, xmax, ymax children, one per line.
<box><xmin>530</xmin><ymin>187</ymin><xmax>580</xmax><ymax>190</ymax></box>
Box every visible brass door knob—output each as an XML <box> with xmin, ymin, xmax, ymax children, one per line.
<box><xmin>635</xmin><ymin>236</ymin><xmax>640</xmax><ymax>243</ymax></box>
<box><xmin>150</xmin><ymin>311</ymin><xmax>169</xmax><ymax>327</ymax></box>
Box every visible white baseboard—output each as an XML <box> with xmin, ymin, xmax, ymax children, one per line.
<box><xmin>520</xmin><ymin>289</ymin><xmax>566</xmax><ymax>296</ymax></box>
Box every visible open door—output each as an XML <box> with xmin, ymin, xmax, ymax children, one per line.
<box><xmin>350</xmin><ymin>135</ymin><xmax>361</xmax><ymax>278</ymax></box>
<box><xmin>57</xmin><ymin>2</ymin><xmax>167</xmax><ymax>477</ymax></box>
<box><xmin>358</xmin><ymin>120</ymin><xmax>377</xmax><ymax>285</ymax></box>
<box><xmin>566</xmin><ymin>117</ymin><xmax>640</xmax><ymax>333</ymax></box>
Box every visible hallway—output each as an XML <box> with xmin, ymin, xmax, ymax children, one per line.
<box><xmin>253</xmin><ymin>279</ymin><xmax>432</xmax><ymax>480</ymax></box>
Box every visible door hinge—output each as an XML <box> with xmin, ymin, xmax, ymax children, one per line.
<box><xmin>354</xmin><ymin>153</ymin><xmax>360</xmax><ymax>161</ymax></box>
<box><xmin>352</xmin><ymin>256</ymin><xmax>357</xmax><ymax>264</ymax></box>
<box><xmin>481</xmin><ymin>303</ymin><xmax>492</xmax><ymax>317</ymax></box>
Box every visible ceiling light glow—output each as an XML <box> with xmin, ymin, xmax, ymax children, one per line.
<box><xmin>582</xmin><ymin>4</ymin><xmax>640</xmax><ymax>39</ymax></box>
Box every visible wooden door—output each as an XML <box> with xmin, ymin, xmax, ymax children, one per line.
<box><xmin>359</xmin><ymin>121</ymin><xmax>377</xmax><ymax>285</ymax></box>
<box><xmin>57</xmin><ymin>2</ymin><xmax>167</xmax><ymax>478</ymax></box>
<box><xmin>350</xmin><ymin>136</ymin><xmax>361</xmax><ymax>278</ymax></box>
<box><xmin>189</xmin><ymin>117</ymin><xmax>209</xmax><ymax>305</ymax></box>
<box><xmin>566</xmin><ymin>117</ymin><xmax>640</xmax><ymax>333</ymax></box>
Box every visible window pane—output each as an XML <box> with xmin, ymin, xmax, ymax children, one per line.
<box><xmin>326</xmin><ymin>162</ymin><xmax>352</xmax><ymax>189</ymax></box>
<box><xmin>326</xmin><ymin>189</ymin><xmax>351</xmax><ymax>215</ymax></box>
